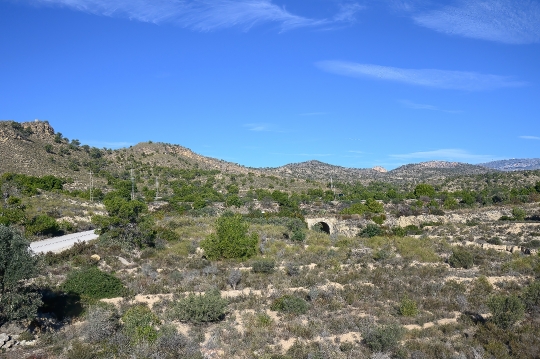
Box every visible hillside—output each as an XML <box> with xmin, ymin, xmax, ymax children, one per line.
<box><xmin>480</xmin><ymin>158</ymin><xmax>540</xmax><ymax>171</ymax></box>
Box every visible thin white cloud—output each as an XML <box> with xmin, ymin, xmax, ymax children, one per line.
<box><xmin>390</xmin><ymin>148</ymin><xmax>498</xmax><ymax>162</ymax></box>
<box><xmin>413</xmin><ymin>0</ymin><xmax>540</xmax><ymax>44</ymax></box>
<box><xmin>244</xmin><ymin>123</ymin><xmax>271</xmax><ymax>132</ymax></box>
<box><xmin>333</xmin><ymin>3</ymin><xmax>365</xmax><ymax>22</ymax></box>
<box><xmin>31</xmin><ymin>0</ymin><xmax>362</xmax><ymax>31</ymax></box>
<box><xmin>316</xmin><ymin>61</ymin><xmax>526</xmax><ymax>91</ymax></box>
<box><xmin>520</xmin><ymin>135</ymin><xmax>540</xmax><ymax>140</ymax></box>
<box><xmin>399</xmin><ymin>99</ymin><xmax>461</xmax><ymax>113</ymax></box>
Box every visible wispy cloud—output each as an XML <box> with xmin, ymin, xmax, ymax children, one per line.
<box><xmin>333</xmin><ymin>3</ymin><xmax>365</xmax><ymax>22</ymax></box>
<box><xmin>399</xmin><ymin>99</ymin><xmax>461</xmax><ymax>113</ymax></box>
<box><xmin>390</xmin><ymin>148</ymin><xmax>499</xmax><ymax>162</ymax></box>
<box><xmin>31</xmin><ymin>0</ymin><xmax>363</xmax><ymax>31</ymax></box>
<box><xmin>520</xmin><ymin>135</ymin><xmax>540</xmax><ymax>140</ymax></box>
<box><xmin>413</xmin><ymin>0</ymin><xmax>540</xmax><ymax>44</ymax></box>
<box><xmin>316</xmin><ymin>61</ymin><xmax>526</xmax><ymax>91</ymax></box>
<box><xmin>244</xmin><ymin>123</ymin><xmax>272</xmax><ymax>132</ymax></box>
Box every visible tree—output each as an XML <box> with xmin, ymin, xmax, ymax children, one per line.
<box><xmin>414</xmin><ymin>184</ymin><xmax>435</xmax><ymax>198</ymax></box>
<box><xmin>487</xmin><ymin>295</ymin><xmax>525</xmax><ymax>329</ymax></box>
<box><xmin>0</xmin><ymin>225</ymin><xmax>42</xmax><ymax>323</ymax></box>
<box><xmin>512</xmin><ymin>207</ymin><xmax>526</xmax><ymax>221</ymax></box>
<box><xmin>200</xmin><ymin>212</ymin><xmax>258</xmax><ymax>260</ymax></box>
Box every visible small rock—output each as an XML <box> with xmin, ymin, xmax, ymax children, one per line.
<box><xmin>0</xmin><ymin>332</ymin><xmax>9</xmax><ymax>343</ymax></box>
<box><xmin>91</xmin><ymin>254</ymin><xmax>101</xmax><ymax>261</ymax></box>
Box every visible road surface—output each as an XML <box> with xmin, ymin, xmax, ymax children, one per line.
<box><xmin>29</xmin><ymin>230</ymin><xmax>99</xmax><ymax>254</ymax></box>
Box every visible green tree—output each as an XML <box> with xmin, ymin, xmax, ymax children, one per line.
<box><xmin>443</xmin><ymin>195</ymin><xmax>459</xmax><ymax>210</ymax></box>
<box><xmin>25</xmin><ymin>214</ymin><xmax>59</xmax><ymax>236</ymax></box>
<box><xmin>0</xmin><ymin>226</ymin><xmax>42</xmax><ymax>323</ymax></box>
<box><xmin>414</xmin><ymin>183</ymin><xmax>435</xmax><ymax>198</ymax></box>
<box><xmin>449</xmin><ymin>248</ymin><xmax>474</xmax><ymax>269</ymax></box>
<box><xmin>200</xmin><ymin>212</ymin><xmax>258</xmax><ymax>260</ymax></box>
<box><xmin>487</xmin><ymin>295</ymin><xmax>525</xmax><ymax>329</ymax></box>
<box><xmin>512</xmin><ymin>207</ymin><xmax>526</xmax><ymax>221</ymax></box>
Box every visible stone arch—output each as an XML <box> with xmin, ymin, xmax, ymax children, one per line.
<box><xmin>313</xmin><ymin>222</ymin><xmax>331</xmax><ymax>234</ymax></box>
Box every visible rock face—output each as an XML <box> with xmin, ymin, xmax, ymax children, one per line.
<box><xmin>372</xmin><ymin>166</ymin><xmax>387</xmax><ymax>173</ymax></box>
<box><xmin>22</xmin><ymin>120</ymin><xmax>55</xmax><ymax>139</ymax></box>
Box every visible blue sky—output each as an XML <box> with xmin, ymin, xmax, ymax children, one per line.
<box><xmin>1</xmin><ymin>0</ymin><xmax>539</xmax><ymax>169</ymax></box>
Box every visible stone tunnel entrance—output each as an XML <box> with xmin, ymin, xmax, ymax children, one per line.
<box><xmin>313</xmin><ymin>222</ymin><xmax>331</xmax><ymax>234</ymax></box>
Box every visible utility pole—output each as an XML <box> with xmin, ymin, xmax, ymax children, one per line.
<box><xmin>130</xmin><ymin>168</ymin><xmax>135</xmax><ymax>201</ymax></box>
<box><xmin>89</xmin><ymin>171</ymin><xmax>93</xmax><ymax>202</ymax></box>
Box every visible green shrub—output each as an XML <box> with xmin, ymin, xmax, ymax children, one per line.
<box><xmin>512</xmin><ymin>207</ymin><xmax>526</xmax><ymax>221</ymax></box>
<box><xmin>252</xmin><ymin>259</ymin><xmax>275</xmax><ymax>273</ymax></box>
<box><xmin>0</xmin><ymin>225</ymin><xmax>42</xmax><ymax>322</ymax></box>
<box><xmin>359</xmin><ymin>224</ymin><xmax>383</xmax><ymax>238</ymax></box>
<box><xmin>522</xmin><ymin>281</ymin><xmax>540</xmax><ymax>312</ymax></box>
<box><xmin>122</xmin><ymin>304</ymin><xmax>160</xmax><ymax>343</ymax></box>
<box><xmin>487</xmin><ymin>295</ymin><xmax>525</xmax><ymax>329</ymax></box>
<box><xmin>448</xmin><ymin>248</ymin><xmax>474</xmax><ymax>269</ymax></box>
<box><xmin>372</xmin><ymin>214</ymin><xmax>386</xmax><ymax>225</ymax></box>
<box><xmin>364</xmin><ymin>324</ymin><xmax>404</xmax><ymax>352</ymax></box>
<box><xmin>200</xmin><ymin>212</ymin><xmax>258</xmax><ymax>260</ymax></box>
<box><xmin>171</xmin><ymin>290</ymin><xmax>227</xmax><ymax>323</ymax></box>
<box><xmin>399</xmin><ymin>297</ymin><xmax>418</xmax><ymax>317</ymax></box>
<box><xmin>487</xmin><ymin>237</ymin><xmax>503</xmax><ymax>245</ymax></box>
<box><xmin>414</xmin><ymin>184</ymin><xmax>435</xmax><ymax>198</ymax></box>
<box><xmin>61</xmin><ymin>267</ymin><xmax>125</xmax><ymax>300</ymax></box>
<box><xmin>25</xmin><ymin>214</ymin><xmax>59</xmax><ymax>236</ymax></box>
<box><xmin>271</xmin><ymin>295</ymin><xmax>309</xmax><ymax>315</ymax></box>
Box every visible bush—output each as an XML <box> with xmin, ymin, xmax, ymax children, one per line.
<box><xmin>487</xmin><ymin>237</ymin><xmax>503</xmax><ymax>245</ymax></box>
<box><xmin>252</xmin><ymin>259</ymin><xmax>275</xmax><ymax>273</ymax></box>
<box><xmin>448</xmin><ymin>248</ymin><xmax>474</xmax><ymax>269</ymax></box>
<box><xmin>122</xmin><ymin>304</ymin><xmax>160</xmax><ymax>343</ymax></box>
<box><xmin>359</xmin><ymin>224</ymin><xmax>383</xmax><ymax>238</ymax></box>
<box><xmin>364</xmin><ymin>324</ymin><xmax>404</xmax><ymax>352</ymax></box>
<box><xmin>399</xmin><ymin>297</ymin><xmax>418</xmax><ymax>317</ymax></box>
<box><xmin>227</xmin><ymin>269</ymin><xmax>242</xmax><ymax>290</ymax></box>
<box><xmin>200</xmin><ymin>212</ymin><xmax>258</xmax><ymax>260</ymax></box>
<box><xmin>271</xmin><ymin>295</ymin><xmax>309</xmax><ymax>315</ymax></box>
<box><xmin>25</xmin><ymin>214</ymin><xmax>60</xmax><ymax>236</ymax></box>
<box><xmin>82</xmin><ymin>305</ymin><xmax>119</xmax><ymax>343</ymax></box>
<box><xmin>522</xmin><ymin>281</ymin><xmax>540</xmax><ymax>312</ymax></box>
<box><xmin>0</xmin><ymin>225</ymin><xmax>42</xmax><ymax>323</ymax></box>
<box><xmin>512</xmin><ymin>207</ymin><xmax>527</xmax><ymax>221</ymax></box>
<box><xmin>61</xmin><ymin>267</ymin><xmax>125</xmax><ymax>301</ymax></box>
<box><xmin>414</xmin><ymin>184</ymin><xmax>435</xmax><ymax>198</ymax></box>
<box><xmin>487</xmin><ymin>295</ymin><xmax>525</xmax><ymax>329</ymax></box>
<box><xmin>171</xmin><ymin>290</ymin><xmax>228</xmax><ymax>323</ymax></box>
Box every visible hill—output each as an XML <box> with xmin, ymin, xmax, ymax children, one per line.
<box><xmin>480</xmin><ymin>158</ymin><xmax>540</xmax><ymax>171</ymax></box>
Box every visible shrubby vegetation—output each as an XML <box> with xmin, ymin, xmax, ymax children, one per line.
<box><xmin>61</xmin><ymin>266</ymin><xmax>125</xmax><ymax>301</ymax></box>
<box><xmin>0</xmin><ymin>225</ymin><xmax>42</xmax><ymax>323</ymax></box>
<box><xmin>200</xmin><ymin>212</ymin><xmax>258</xmax><ymax>260</ymax></box>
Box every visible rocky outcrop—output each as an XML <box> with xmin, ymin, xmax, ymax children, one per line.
<box><xmin>22</xmin><ymin>120</ymin><xmax>55</xmax><ymax>139</ymax></box>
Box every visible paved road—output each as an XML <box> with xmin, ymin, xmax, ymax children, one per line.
<box><xmin>30</xmin><ymin>230</ymin><xmax>99</xmax><ymax>254</ymax></box>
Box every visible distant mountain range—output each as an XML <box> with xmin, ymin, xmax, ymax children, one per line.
<box><xmin>479</xmin><ymin>159</ymin><xmax>540</xmax><ymax>172</ymax></box>
<box><xmin>262</xmin><ymin>160</ymin><xmax>495</xmax><ymax>183</ymax></box>
<box><xmin>1</xmin><ymin>120</ymin><xmax>539</xmax><ymax>185</ymax></box>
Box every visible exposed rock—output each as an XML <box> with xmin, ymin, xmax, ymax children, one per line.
<box><xmin>372</xmin><ymin>166</ymin><xmax>387</xmax><ymax>173</ymax></box>
<box><xmin>91</xmin><ymin>254</ymin><xmax>101</xmax><ymax>261</ymax></box>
